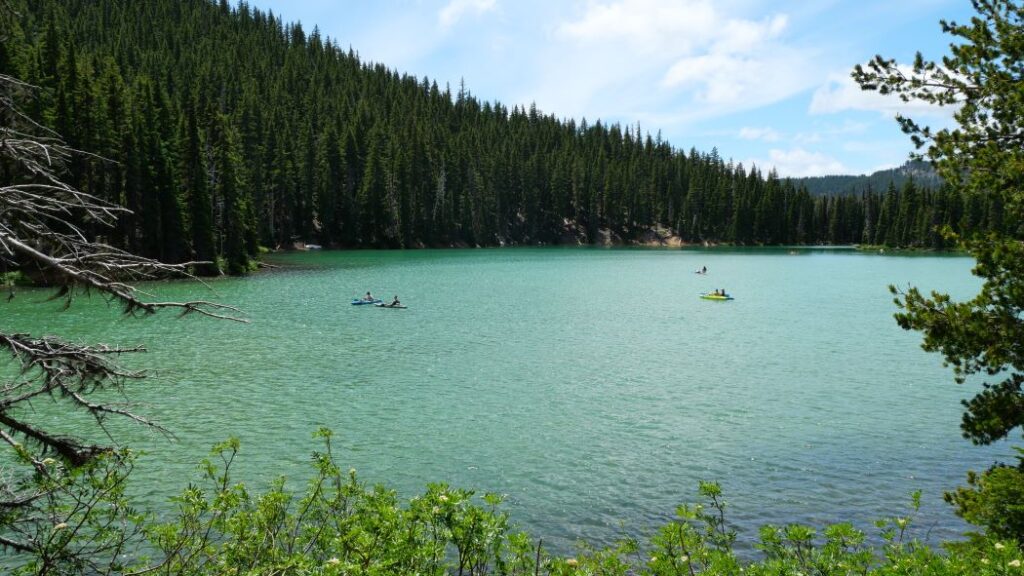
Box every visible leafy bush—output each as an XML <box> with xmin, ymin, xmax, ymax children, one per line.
<box><xmin>10</xmin><ymin>429</ymin><xmax>1019</xmax><ymax>575</ymax></box>
<box><xmin>946</xmin><ymin>448</ymin><xmax>1024</xmax><ymax>542</ymax></box>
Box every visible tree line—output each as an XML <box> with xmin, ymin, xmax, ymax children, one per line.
<box><xmin>0</xmin><ymin>0</ymin><xmax>1012</xmax><ymax>275</ymax></box>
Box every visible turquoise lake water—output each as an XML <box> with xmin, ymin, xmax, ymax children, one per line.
<box><xmin>1</xmin><ymin>247</ymin><xmax>1011</xmax><ymax>551</ymax></box>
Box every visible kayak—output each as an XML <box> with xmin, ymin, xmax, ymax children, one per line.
<box><xmin>351</xmin><ymin>299</ymin><xmax>383</xmax><ymax>305</ymax></box>
<box><xmin>700</xmin><ymin>293</ymin><xmax>734</xmax><ymax>301</ymax></box>
<box><xmin>375</xmin><ymin>303</ymin><xmax>407</xmax><ymax>309</ymax></box>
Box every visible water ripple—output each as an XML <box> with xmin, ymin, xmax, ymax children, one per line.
<box><xmin>0</xmin><ymin>248</ymin><xmax>1009</xmax><ymax>554</ymax></box>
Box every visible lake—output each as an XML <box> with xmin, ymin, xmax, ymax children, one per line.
<box><xmin>1</xmin><ymin>247</ymin><xmax>1010</xmax><ymax>552</ymax></box>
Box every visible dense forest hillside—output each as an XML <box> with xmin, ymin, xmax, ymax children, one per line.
<box><xmin>0</xmin><ymin>0</ymin><xmax>1010</xmax><ymax>273</ymax></box>
<box><xmin>794</xmin><ymin>161</ymin><xmax>944</xmax><ymax>196</ymax></box>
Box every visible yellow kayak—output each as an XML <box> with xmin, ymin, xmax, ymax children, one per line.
<box><xmin>700</xmin><ymin>293</ymin><xmax>734</xmax><ymax>301</ymax></box>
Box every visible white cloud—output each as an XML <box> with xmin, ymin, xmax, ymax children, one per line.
<box><xmin>810</xmin><ymin>71</ymin><xmax>952</xmax><ymax>118</ymax></box>
<box><xmin>525</xmin><ymin>0</ymin><xmax>822</xmax><ymax>127</ymax></box>
<box><xmin>791</xmin><ymin>120</ymin><xmax>870</xmax><ymax>145</ymax></box>
<box><xmin>739</xmin><ymin>127</ymin><xmax>782</xmax><ymax>142</ymax></box>
<box><xmin>793</xmin><ymin>132</ymin><xmax>822</xmax><ymax>144</ymax></box>
<box><xmin>709</xmin><ymin>14</ymin><xmax>787</xmax><ymax>56</ymax></box>
<box><xmin>658</xmin><ymin>11</ymin><xmax>800</xmax><ymax>108</ymax></box>
<box><xmin>661</xmin><ymin>45</ymin><xmax>810</xmax><ymax>108</ymax></box>
<box><xmin>558</xmin><ymin>0</ymin><xmax>718</xmax><ymax>56</ymax></box>
<box><xmin>749</xmin><ymin>148</ymin><xmax>848</xmax><ymax>178</ymax></box>
<box><xmin>438</xmin><ymin>0</ymin><xmax>497</xmax><ymax>29</ymax></box>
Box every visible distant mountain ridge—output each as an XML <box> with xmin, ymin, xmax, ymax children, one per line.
<box><xmin>792</xmin><ymin>161</ymin><xmax>944</xmax><ymax>196</ymax></box>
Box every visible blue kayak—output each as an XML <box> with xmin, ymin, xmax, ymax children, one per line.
<box><xmin>351</xmin><ymin>299</ymin><xmax>383</xmax><ymax>305</ymax></box>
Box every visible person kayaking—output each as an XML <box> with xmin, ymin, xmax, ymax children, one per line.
<box><xmin>702</xmin><ymin>266</ymin><xmax>707</xmax><ymax>274</ymax></box>
<box><xmin>388</xmin><ymin>295</ymin><xmax>401</xmax><ymax>307</ymax></box>
<box><xmin>363</xmin><ymin>291</ymin><xmax>375</xmax><ymax>301</ymax></box>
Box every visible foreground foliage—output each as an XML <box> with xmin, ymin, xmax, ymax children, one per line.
<box><xmin>8</xmin><ymin>432</ymin><xmax>1024</xmax><ymax>575</ymax></box>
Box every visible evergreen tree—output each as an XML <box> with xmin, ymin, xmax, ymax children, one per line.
<box><xmin>184</xmin><ymin>99</ymin><xmax>218</xmax><ymax>275</ymax></box>
<box><xmin>1</xmin><ymin>0</ymin><xmax>999</xmax><ymax>273</ymax></box>
<box><xmin>854</xmin><ymin>0</ymin><xmax>1024</xmax><ymax>539</ymax></box>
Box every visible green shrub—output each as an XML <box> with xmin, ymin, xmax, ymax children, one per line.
<box><xmin>946</xmin><ymin>449</ymin><xmax>1024</xmax><ymax>542</ymax></box>
<box><xmin>7</xmin><ymin>431</ymin><xmax>1023</xmax><ymax>574</ymax></box>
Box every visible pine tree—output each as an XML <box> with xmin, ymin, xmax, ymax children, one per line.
<box><xmin>1</xmin><ymin>0</ymin><xmax>985</xmax><ymax>268</ymax></box>
<box><xmin>184</xmin><ymin>98</ymin><xmax>218</xmax><ymax>275</ymax></box>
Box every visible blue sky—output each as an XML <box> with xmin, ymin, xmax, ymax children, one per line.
<box><xmin>243</xmin><ymin>0</ymin><xmax>971</xmax><ymax>177</ymax></box>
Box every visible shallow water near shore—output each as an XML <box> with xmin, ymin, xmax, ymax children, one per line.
<box><xmin>1</xmin><ymin>247</ymin><xmax>1010</xmax><ymax>552</ymax></box>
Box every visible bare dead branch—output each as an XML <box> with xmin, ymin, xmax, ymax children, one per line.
<box><xmin>0</xmin><ymin>413</ymin><xmax>103</xmax><ymax>467</ymax></box>
<box><xmin>0</xmin><ymin>65</ymin><xmax>243</xmax><ymax>572</ymax></box>
<box><xmin>0</xmin><ymin>232</ymin><xmax>246</xmax><ymax>322</ymax></box>
<box><xmin>61</xmin><ymin>385</ymin><xmax>175</xmax><ymax>441</ymax></box>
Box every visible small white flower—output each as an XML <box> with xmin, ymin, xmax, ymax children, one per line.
<box><xmin>53</xmin><ymin>522</ymin><xmax>68</xmax><ymax>531</ymax></box>
<box><xmin>566</xmin><ymin>558</ymin><xmax>578</xmax><ymax>567</ymax></box>
<box><xmin>1010</xmin><ymin>559</ymin><xmax>1022</xmax><ymax>568</ymax></box>
<box><xmin>649</xmin><ymin>556</ymin><xmax>657</xmax><ymax>563</ymax></box>
<box><xmin>680</xmin><ymin>555</ymin><xmax>689</xmax><ymax>563</ymax></box>
<box><xmin>327</xmin><ymin>558</ymin><xmax>340</xmax><ymax>566</ymax></box>
<box><xmin>996</xmin><ymin>542</ymin><xmax>1006</xmax><ymax>550</ymax></box>
<box><xmin>982</xmin><ymin>558</ymin><xmax>990</xmax><ymax>565</ymax></box>
<box><xmin>439</xmin><ymin>494</ymin><xmax>448</xmax><ymax>502</ymax></box>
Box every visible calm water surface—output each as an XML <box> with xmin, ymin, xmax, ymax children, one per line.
<box><xmin>2</xmin><ymin>248</ymin><xmax>1010</xmax><ymax>551</ymax></box>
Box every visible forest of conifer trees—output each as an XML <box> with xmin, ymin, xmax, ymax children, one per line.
<box><xmin>0</xmin><ymin>0</ymin><xmax>1011</xmax><ymax>275</ymax></box>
